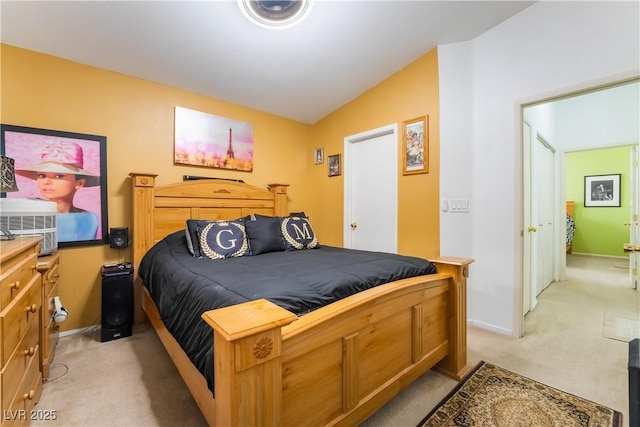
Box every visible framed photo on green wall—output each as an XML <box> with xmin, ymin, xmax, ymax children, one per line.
<box><xmin>584</xmin><ymin>174</ymin><xmax>620</xmax><ymax>207</ymax></box>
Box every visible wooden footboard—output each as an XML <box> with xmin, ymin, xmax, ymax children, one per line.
<box><xmin>202</xmin><ymin>258</ymin><xmax>472</xmax><ymax>426</ymax></box>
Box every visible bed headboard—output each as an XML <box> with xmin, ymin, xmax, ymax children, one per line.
<box><xmin>129</xmin><ymin>172</ymin><xmax>289</xmax><ymax>322</ymax></box>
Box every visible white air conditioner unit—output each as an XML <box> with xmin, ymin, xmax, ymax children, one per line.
<box><xmin>0</xmin><ymin>198</ymin><xmax>58</xmax><ymax>255</ymax></box>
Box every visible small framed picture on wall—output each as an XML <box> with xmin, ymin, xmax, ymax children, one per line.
<box><xmin>328</xmin><ymin>154</ymin><xmax>341</xmax><ymax>177</ymax></box>
<box><xmin>314</xmin><ymin>147</ymin><xmax>324</xmax><ymax>165</ymax></box>
<box><xmin>402</xmin><ymin>115</ymin><xmax>428</xmax><ymax>175</ymax></box>
<box><xmin>584</xmin><ymin>174</ymin><xmax>620</xmax><ymax>207</ymax></box>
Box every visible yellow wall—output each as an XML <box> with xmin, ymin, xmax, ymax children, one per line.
<box><xmin>1</xmin><ymin>44</ymin><xmax>313</xmax><ymax>331</ymax></box>
<box><xmin>310</xmin><ymin>49</ymin><xmax>440</xmax><ymax>258</ymax></box>
<box><xmin>1</xmin><ymin>44</ymin><xmax>440</xmax><ymax>332</ymax></box>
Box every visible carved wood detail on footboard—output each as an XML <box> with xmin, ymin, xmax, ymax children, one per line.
<box><xmin>202</xmin><ymin>299</ymin><xmax>297</xmax><ymax>426</ymax></box>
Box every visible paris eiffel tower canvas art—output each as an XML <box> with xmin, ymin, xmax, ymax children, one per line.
<box><xmin>174</xmin><ymin>106</ymin><xmax>253</xmax><ymax>172</ymax></box>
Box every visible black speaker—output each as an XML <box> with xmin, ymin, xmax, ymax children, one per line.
<box><xmin>109</xmin><ymin>227</ymin><xmax>129</xmax><ymax>249</ymax></box>
<box><xmin>101</xmin><ymin>263</ymin><xmax>134</xmax><ymax>342</ymax></box>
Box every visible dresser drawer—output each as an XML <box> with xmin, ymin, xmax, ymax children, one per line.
<box><xmin>2</xmin><ymin>352</ymin><xmax>42</xmax><ymax>427</ymax></box>
<box><xmin>39</xmin><ymin>254</ymin><xmax>59</xmax><ymax>298</ymax></box>
<box><xmin>1</xmin><ymin>276</ymin><xmax>41</xmax><ymax>368</ymax></box>
<box><xmin>42</xmin><ymin>318</ymin><xmax>59</xmax><ymax>382</ymax></box>
<box><xmin>41</xmin><ymin>282</ymin><xmax>59</xmax><ymax>378</ymax></box>
<box><xmin>1</xmin><ymin>336</ymin><xmax>39</xmax><ymax>411</ymax></box>
<box><xmin>43</xmin><ymin>282</ymin><xmax>58</xmax><ymax>332</ymax></box>
<box><xmin>0</xmin><ymin>251</ymin><xmax>38</xmax><ymax>312</ymax></box>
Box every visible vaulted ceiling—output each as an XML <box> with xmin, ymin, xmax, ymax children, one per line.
<box><xmin>0</xmin><ymin>1</ymin><xmax>534</xmax><ymax>124</ymax></box>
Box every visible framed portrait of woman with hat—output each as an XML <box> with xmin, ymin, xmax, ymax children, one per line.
<box><xmin>1</xmin><ymin>124</ymin><xmax>108</xmax><ymax>247</ymax></box>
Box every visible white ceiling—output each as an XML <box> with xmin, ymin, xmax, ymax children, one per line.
<box><xmin>0</xmin><ymin>1</ymin><xmax>534</xmax><ymax>124</ymax></box>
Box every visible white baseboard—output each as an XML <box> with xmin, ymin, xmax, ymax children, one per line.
<box><xmin>570</xmin><ymin>252</ymin><xmax>628</xmax><ymax>260</ymax></box>
<box><xmin>468</xmin><ymin>319</ymin><xmax>514</xmax><ymax>336</ymax></box>
<box><xmin>59</xmin><ymin>324</ymin><xmax>100</xmax><ymax>338</ymax></box>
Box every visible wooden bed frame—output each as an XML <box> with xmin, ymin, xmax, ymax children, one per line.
<box><xmin>129</xmin><ymin>172</ymin><xmax>473</xmax><ymax>426</ymax></box>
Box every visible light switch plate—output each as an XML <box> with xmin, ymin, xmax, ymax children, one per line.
<box><xmin>449</xmin><ymin>199</ymin><xmax>469</xmax><ymax>213</ymax></box>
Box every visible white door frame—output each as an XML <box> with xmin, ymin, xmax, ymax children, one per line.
<box><xmin>522</xmin><ymin>120</ymin><xmax>533</xmax><ymax>316</ymax></box>
<box><xmin>343</xmin><ymin>123</ymin><xmax>398</xmax><ymax>248</ymax></box>
<box><xmin>517</xmin><ymin>75</ymin><xmax>640</xmax><ymax>338</ymax></box>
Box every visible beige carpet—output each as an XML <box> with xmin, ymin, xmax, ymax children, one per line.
<box><xmin>33</xmin><ymin>325</ymin><xmax>207</xmax><ymax>427</ymax></box>
<box><xmin>33</xmin><ymin>254</ymin><xmax>637</xmax><ymax>427</ymax></box>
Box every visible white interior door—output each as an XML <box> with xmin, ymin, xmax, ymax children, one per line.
<box><xmin>344</xmin><ymin>124</ymin><xmax>397</xmax><ymax>253</ymax></box>
<box><xmin>536</xmin><ymin>136</ymin><xmax>555</xmax><ymax>294</ymax></box>
<box><xmin>535</xmin><ymin>135</ymin><xmax>555</xmax><ymax>295</ymax></box>
<box><xmin>629</xmin><ymin>145</ymin><xmax>639</xmax><ymax>289</ymax></box>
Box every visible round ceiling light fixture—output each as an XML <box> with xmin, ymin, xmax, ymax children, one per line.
<box><xmin>238</xmin><ymin>0</ymin><xmax>313</xmax><ymax>29</ymax></box>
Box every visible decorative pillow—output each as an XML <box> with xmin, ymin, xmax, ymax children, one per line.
<box><xmin>280</xmin><ymin>216</ymin><xmax>319</xmax><ymax>250</ymax></box>
<box><xmin>185</xmin><ymin>219</ymin><xmax>201</xmax><ymax>257</ymax></box>
<box><xmin>186</xmin><ymin>216</ymin><xmax>251</xmax><ymax>257</ymax></box>
<box><xmin>245</xmin><ymin>214</ymin><xmax>285</xmax><ymax>255</ymax></box>
<box><xmin>196</xmin><ymin>219</ymin><xmax>250</xmax><ymax>259</ymax></box>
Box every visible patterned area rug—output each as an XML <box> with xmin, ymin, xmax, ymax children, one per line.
<box><xmin>417</xmin><ymin>361</ymin><xmax>622</xmax><ymax>427</ymax></box>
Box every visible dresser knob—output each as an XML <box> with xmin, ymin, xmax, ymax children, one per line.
<box><xmin>10</xmin><ymin>281</ymin><xmax>21</xmax><ymax>291</ymax></box>
<box><xmin>23</xmin><ymin>347</ymin><xmax>35</xmax><ymax>357</ymax></box>
<box><xmin>23</xmin><ymin>390</ymin><xmax>35</xmax><ymax>401</ymax></box>
<box><xmin>25</xmin><ymin>303</ymin><xmax>37</xmax><ymax>314</ymax></box>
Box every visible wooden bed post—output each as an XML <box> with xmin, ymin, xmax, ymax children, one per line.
<box><xmin>268</xmin><ymin>184</ymin><xmax>289</xmax><ymax>216</ymax></box>
<box><xmin>129</xmin><ymin>172</ymin><xmax>157</xmax><ymax>324</ymax></box>
<box><xmin>430</xmin><ymin>256</ymin><xmax>474</xmax><ymax>380</ymax></box>
<box><xmin>202</xmin><ymin>299</ymin><xmax>297</xmax><ymax>426</ymax></box>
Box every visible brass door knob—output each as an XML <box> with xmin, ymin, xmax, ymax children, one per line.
<box><xmin>528</xmin><ymin>226</ymin><xmax>537</xmax><ymax>232</ymax></box>
<box><xmin>350</xmin><ymin>222</ymin><xmax>357</xmax><ymax>230</ymax></box>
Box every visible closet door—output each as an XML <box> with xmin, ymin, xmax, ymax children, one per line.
<box><xmin>344</xmin><ymin>125</ymin><xmax>397</xmax><ymax>253</ymax></box>
<box><xmin>535</xmin><ymin>135</ymin><xmax>555</xmax><ymax>295</ymax></box>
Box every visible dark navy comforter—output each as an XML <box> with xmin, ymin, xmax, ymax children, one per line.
<box><xmin>138</xmin><ymin>230</ymin><xmax>436</xmax><ymax>392</ymax></box>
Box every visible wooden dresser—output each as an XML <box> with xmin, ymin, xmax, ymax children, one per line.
<box><xmin>36</xmin><ymin>252</ymin><xmax>60</xmax><ymax>382</ymax></box>
<box><xmin>0</xmin><ymin>237</ymin><xmax>43</xmax><ymax>426</ymax></box>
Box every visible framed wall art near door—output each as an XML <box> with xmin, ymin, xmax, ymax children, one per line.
<box><xmin>402</xmin><ymin>115</ymin><xmax>428</xmax><ymax>175</ymax></box>
<box><xmin>584</xmin><ymin>174</ymin><xmax>621</xmax><ymax>207</ymax></box>
<box><xmin>0</xmin><ymin>124</ymin><xmax>109</xmax><ymax>247</ymax></box>
<box><xmin>328</xmin><ymin>154</ymin><xmax>341</xmax><ymax>177</ymax></box>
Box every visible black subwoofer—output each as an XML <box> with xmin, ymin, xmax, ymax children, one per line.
<box><xmin>109</xmin><ymin>227</ymin><xmax>129</xmax><ymax>249</ymax></box>
<box><xmin>101</xmin><ymin>263</ymin><xmax>134</xmax><ymax>342</ymax></box>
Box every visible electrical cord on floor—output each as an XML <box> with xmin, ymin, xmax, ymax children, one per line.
<box><xmin>45</xmin><ymin>316</ymin><xmax>102</xmax><ymax>384</ymax></box>
<box><xmin>46</xmin><ymin>363</ymin><xmax>69</xmax><ymax>383</ymax></box>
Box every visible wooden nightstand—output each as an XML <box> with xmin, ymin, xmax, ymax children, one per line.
<box><xmin>0</xmin><ymin>236</ymin><xmax>43</xmax><ymax>425</ymax></box>
<box><xmin>36</xmin><ymin>252</ymin><xmax>60</xmax><ymax>382</ymax></box>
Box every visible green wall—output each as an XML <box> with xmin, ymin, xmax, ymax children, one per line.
<box><xmin>566</xmin><ymin>146</ymin><xmax>632</xmax><ymax>257</ymax></box>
